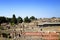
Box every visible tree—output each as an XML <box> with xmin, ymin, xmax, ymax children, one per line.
<box><xmin>0</xmin><ymin>16</ymin><xmax>7</xmax><ymax>24</ymax></box>
<box><xmin>11</xmin><ymin>14</ymin><xmax>17</xmax><ymax>24</ymax></box>
<box><xmin>24</xmin><ymin>16</ymin><xmax>31</xmax><ymax>23</ymax></box>
<box><xmin>17</xmin><ymin>16</ymin><xmax>23</xmax><ymax>23</ymax></box>
<box><xmin>6</xmin><ymin>18</ymin><xmax>12</xmax><ymax>23</ymax></box>
<box><xmin>30</xmin><ymin>16</ymin><xmax>37</xmax><ymax>20</ymax></box>
<box><xmin>51</xmin><ymin>17</ymin><xmax>56</xmax><ymax>19</ymax></box>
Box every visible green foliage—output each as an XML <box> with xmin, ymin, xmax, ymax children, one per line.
<box><xmin>30</xmin><ymin>16</ymin><xmax>37</xmax><ymax>20</ymax></box>
<box><xmin>10</xmin><ymin>22</ymin><xmax>15</xmax><ymax>26</ymax></box>
<box><xmin>17</xmin><ymin>16</ymin><xmax>23</xmax><ymax>23</ymax></box>
<box><xmin>52</xmin><ymin>17</ymin><xmax>56</xmax><ymax>19</ymax></box>
<box><xmin>0</xmin><ymin>26</ymin><xmax>4</xmax><ymax>30</ymax></box>
<box><xmin>0</xmin><ymin>15</ymin><xmax>38</xmax><ymax>24</ymax></box>
<box><xmin>11</xmin><ymin>14</ymin><xmax>17</xmax><ymax>24</ymax></box>
<box><xmin>2</xmin><ymin>33</ymin><xmax>8</xmax><ymax>38</ymax></box>
<box><xmin>0</xmin><ymin>16</ymin><xmax>7</xmax><ymax>24</ymax></box>
<box><xmin>24</xmin><ymin>16</ymin><xmax>31</xmax><ymax>23</ymax></box>
<box><xmin>6</xmin><ymin>18</ymin><xmax>12</xmax><ymax>23</ymax></box>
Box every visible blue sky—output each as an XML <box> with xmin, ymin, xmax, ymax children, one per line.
<box><xmin>0</xmin><ymin>0</ymin><xmax>60</xmax><ymax>18</ymax></box>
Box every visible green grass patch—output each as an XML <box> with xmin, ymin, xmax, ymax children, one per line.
<box><xmin>0</xmin><ymin>26</ymin><xmax>4</xmax><ymax>30</ymax></box>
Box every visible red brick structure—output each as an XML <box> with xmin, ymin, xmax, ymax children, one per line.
<box><xmin>23</xmin><ymin>32</ymin><xmax>59</xmax><ymax>40</ymax></box>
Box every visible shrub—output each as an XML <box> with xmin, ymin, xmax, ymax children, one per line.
<box><xmin>2</xmin><ymin>33</ymin><xmax>8</xmax><ymax>38</ymax></box>
<box><xmin>0</xmin><ymin>26</ymin><xmax>4</xmax><ymax>30</ymax></box>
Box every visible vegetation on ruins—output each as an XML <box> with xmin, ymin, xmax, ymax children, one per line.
<box><xmin>17</xmin><ymin>16</ymin><xmax>23</xmax><ymax>23</ymax></box>
<box><xmin>0</xmin><ymin>14</ymin><xmax>60</xmax><ymax>25</ymax></box>
<box><xmin>7</xmin><ymin>18</ymin><xmax>12</xmax><ymax>23</ymax></box>
<box><xmin>0</xmin><ymin>26</ymin><xmax>4</xmax><ymax>30</ymax></box>
<box><xmin>2</xmin><ymin>33</ymin><xmax>9</xmax><ymax>38</ymax></box>
<box><xmin>0</xmin><ymin>17</ymin><xmax>7</xmax><ymax>24</ymax></box>
<box><xmin>30</xmin><ymin>16</ymin><xmax>37</xmax><ymax>20</ymax></box>
<box><xmin>0</xmin><ymin>14</ymin><xmax>23</xmax><ymax>25</ymax></box>
<box><xmin>11</xmin><ymin>14</ymin><xmax>17</xmax><ymax>24</ymax></box>
<box><xmin>24</xmin><ymin>16</ymin><xmax>31</xmax><ymax>23</ymax></box>
<box><xmin>0</xmin><ymin>14</ymin><xmax>38</xmax><ymax>25</ymax></box>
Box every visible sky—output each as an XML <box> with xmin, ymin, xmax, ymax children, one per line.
<box><xmin>0</xmin><ymin>0</ymin><xmax>60</xmax><ymax>18</ymax></box>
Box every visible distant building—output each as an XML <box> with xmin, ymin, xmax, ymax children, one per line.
<box><xmin>37</xmin><ymin>22</ymin><xmax>60</xmax><ymax>27</ymax></box>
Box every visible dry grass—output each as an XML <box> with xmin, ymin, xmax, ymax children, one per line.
<box><xmin>41</xmin><ymin>26</ymin><xmax>60</xmax><ymax>32</ymax></box>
